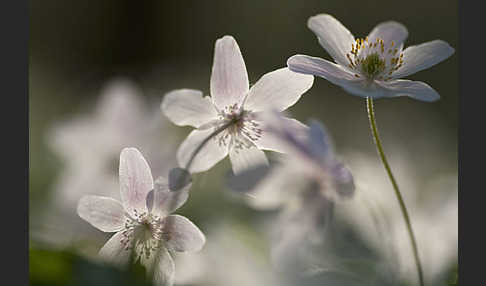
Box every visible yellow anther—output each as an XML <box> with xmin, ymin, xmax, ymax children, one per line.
<box><xmin>391</xmin><ymin>41</ymin><xmax>395</xmax><ymax>47</ymax></box>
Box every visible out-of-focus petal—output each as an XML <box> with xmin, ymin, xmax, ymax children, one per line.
<box><xmin>244</xmin><ymin>68</ymin><xmax>314</xmax><ymax>112</ymax></box>
<box><xmin>307</xmin><ymin>14</ymin><xmax>355</xmax><ymax>67</ymax></box>
<box><xmin>161</xmin><ymin>215</ymin><xmax>206</xmax><ymax>252</ymax></box>
<box><xmin>98</xmin><ymin>231</ymin><xmax>131</xmax><ymax>268</ymax></box>
<box><xmin>375</xmin><ymin>79</ymin><xmax>441</xmax><ymax>102</ymax></box>
<box><xmin>255</xmin><ymin>117</ymin><xmax>308</xmax><ymax>153</ymax></box>
<box><xmin>367</xmin><ymin>21</ymin><xmax>408</xmax><ymax>48</ymax></box>
<box><xmin>119</xmin><ymin>148</ymin><xmax>154</xmax><ymax>214</ymax></box>
<box><xmin>142</xmin><ymin>247</ymin><xmax>175</xmax><ymax>286</ymax></box>
<box><xmin>148</xmin><ymin>177</ymin><xmax>191</xmax><ymax>217</ymax></box>
<box><xmin>210</xmin><ymin>35</ymin><xmax>249</xmax><ymax>110</ymax></box>
<box><xmin>229</xmin><ymin>146</ymin><xmax>269</xmax><ymax>175</ymax></box>
<box><xmin>287</xmin><ymin>55</ymin><xmax>361</xmax><ymax>88</ymax></box>
<box><xmin>161</xmin><ymin>89</ymin><xmax>218</xmax><ymax>128</ymax></box>
<box><xmin>177</xmin><ymin>129</ymin><xmax>229</xmax><ymax>173</ymax></box>
<box><xmin>391</xmin><ymin>40</ymin><xmax>455</xmax><ymax>79</ymax></box>
<box><xmin>77</xmin><ymin>195</ymin><xmax>125</xmax><ymax>232</ymax></box>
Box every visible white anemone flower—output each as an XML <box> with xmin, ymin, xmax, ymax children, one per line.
<box><xmin>161</xmin><ymin>35</ymin><xmax>314</xmax><ymax>174</ymax></box>
<box><xmin>77</xmin><ymin>148</ymin><xmax>205</xmax><ymax>286</ymax></box>
<box><xmin>287</xmin><ymin>14</ymin><xmax>455</xmax><ymax>101</ymax></box>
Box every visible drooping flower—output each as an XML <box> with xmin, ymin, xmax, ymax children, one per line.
<box><xmin>287</xmin><ymin>14</ymin><xmax>455</xmax><ymax>101</ymax></box>
<box><xmin>229</xmin><ymin>112</ymin><xmax>354</xmax><ymax>272</ymax></box>
<box><xmin>77</xmin><ymin>148</ymin><xmax>205</xmax><ymax>286</ymax></box>
<box><xmin>161</xmin><ymin>35</ymin><xmax>314</xmax><ymax>174</ymax></box>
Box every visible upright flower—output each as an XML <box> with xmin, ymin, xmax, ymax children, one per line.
<box><xmin>287</xmin><ymin>14</ymin><xmax>454</xmax><ymax>101</ymax></box>
<box><xmin>161</xmin><ymin>35</ymin><xmax>314</xmax><ymax>174</ymax></box>
<box><xmin>77</xmin><ymin>148</ymin><xmax>205</xmax><ymax>286</ymax></box>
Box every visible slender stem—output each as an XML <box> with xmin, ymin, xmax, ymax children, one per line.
<box><xmin>184</xmin><ymin>121</ymin><xmax>233</xmax><ymax>171</ymax></box>
<box><xmin>366</xmin><ymin>97</ymin><xmax>424</xmax><ymax>286</ymax></box>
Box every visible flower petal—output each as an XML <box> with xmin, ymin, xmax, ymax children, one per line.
<box><xmin>177</xmin><ymin>129</ymin><xmax>229</xmax><ymax>173</ymax></box>
<box><xmin>254</xmin><ymin>117</ymin><xmax>308</xmax><ymax>153</ymax></box>
<box><xmin>391</xmin><ymin>40</ymin><xmax>455</xmax><ymax>79</ymax></box>
<box><xmin>243</xmin><ymin>68</ymin><xmax>314</xmax><ymax>113</ymax></box>
<box><xmin>229</xmin><ymin>145</ymin><xmax>269</xmax><ymax>175</ymax></box>
<box><xmin>119</xmin><ymin>148</ymin><xmax>154</xmax><ymax>214</ymax></box>
<box><xmin>161</xmin><ymin>89</ymin><xmax>218</xmax><ymax>128</ymax></box>
<box><xmin>161</xmin><ymin>215</ymin><xmax>206</xmax><ymax>252</ymax></box>
<box><xmin>98</xmin><ymin>231</ymin><xmax>132</xmax><ymax>268</ymax></box>
<box><xmin>77</xmin><ymin>195</ymin><xmax>125</xmax><ymax>232</ymax></box>
<box><xmin>149</xmin><ymin>176</ymin><xmax>191</xmax><ymax>217</ymax></box>
<box><xmin>141</xmin><ymin>247</ymin><xmax>175</xmax><ymax>286</ymax></box>
<box><xmin>367</xmin><ymin>21</ymin><xmax>408</xmax><ymax>48</ymax></box>
<box><xmin>210</xmin><ymin>35</ymin><xmax>249</xmax><ymax>110</ymax></box>
<box><xmin>287</xmin><ymin>55</ymin><xmax>361</xmax><ymax>88</ymax></box>
<box><xmin>307</xmin><ymin>14</ymin><xmax>355</xmax><ymax>67</ymax></box>
<box><xmin>375</xmin><ymin>79</ymin><xmax>440</xmax><ymax>102</ymax></box>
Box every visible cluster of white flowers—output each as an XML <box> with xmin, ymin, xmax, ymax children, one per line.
<box><xmin>63</xmin><ymin>13</ymin><xmax>454</xmax><ymax>286</ymax></box>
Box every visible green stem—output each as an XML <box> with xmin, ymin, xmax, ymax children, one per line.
<box><xmin>366</xmin><ymin>97</ymin><xmax>424</xmax><ymax>286</ymax></box>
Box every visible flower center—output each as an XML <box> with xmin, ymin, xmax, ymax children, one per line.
<box><xmin>346</xmin><ymin>37</ymin><xmax>404</xmax><ymax>81</ymax></box>
<box><xmin>216</xmin><ymin>103</ymin><xmax>262</xmax><ymax>149</ymax></box>
<box><xmin>120</xmin><ymin>209</ymin><xmax>163</xmax><ymax>260</ymax></box>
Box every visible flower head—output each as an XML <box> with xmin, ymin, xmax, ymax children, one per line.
<box><xmin>77</xmin><ymin>148</ymin><xmax>205</xmax><ymax>286</ymax></box>
<box><xmin>287</xmin><ymin>14</ymin><xmax>455</xmax><ymax>101</ymax></box>
<box><xmin>162</xmin><ymin>35</ymin><xmax>314</xmax><ymax>174</ymax></box>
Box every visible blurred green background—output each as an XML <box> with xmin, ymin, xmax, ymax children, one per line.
<box><xmin>30</xmin><ymin>0</ymin><xmax>457</xmax><ymax>285</ymax></box>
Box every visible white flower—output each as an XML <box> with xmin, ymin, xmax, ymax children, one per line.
<box><xmin>77</xmin><ymin>148</ymin><xmax>205</xmax><ymax>286</ymax></box>
<box><xmin>287</xmin><ymin>14</ymin><xmax>455</xmax><ymax>101</ymax></box>
<box><xmin>41</xmin><ymin>79</ymin><xmax>176</xmax><ymax>247</ymax></box>
<box><xmin>161</xmin><ymin>35</ymin><xmax>314</xmax><ymax>174</ymax></box>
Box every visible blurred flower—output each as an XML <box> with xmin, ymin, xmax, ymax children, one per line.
<box><xmin>162</xmin><ymin>35</ymin><xmax>314</xmax><ymax>174</ymax></box>
<box><xmin>40</xmin><ymin>78</ymin><xmax>176</xmax><ymax>248</ymax></box>
<box><xmin>231</xmin><ymin>113</ymin><xmax>355</xmax><ymax>272</ymax></box>
<box><xmin>77</xmin><ymin>148</ymin><xmax>205</xmax><ymax>286</ymax></box>
<box><xmin>336</xmin><ymin>151</ymin><xmax>458</xmax><ymax>285</ymax></box>
<box><xmin>287</xmin><ymin>14</ymin><xmax>454</xmax><ymax>101</ymax></box>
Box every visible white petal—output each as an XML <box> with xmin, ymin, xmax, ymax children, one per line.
<box><xmin>161</xmin><ymin>89</ymin><xmax>218</xmax><ymax>128</ymax></box>
<box><xmin>367</xmin><ymin>21</ymin><xmax>408</xmax><ymax>48</ymax></box>
<box><xmin>307</xmin><ymin>14</ymin><xmax>355</xmax><ymax>67</ymax></box>
<box><xmin>119</xmin><ymin>148</ymin><xmax>154</xmax><ymax>214</ymax></box>
<box><xmin>142</xmin><ymin>247</ymin><xmax>175</xmax><ymax>286</ymax></box>
<box><xmin>243</xmin><ymin>68</ymin><xmax>314</xmax><ymax>112</ymax></box>
<box><xmin>149</xmin><ymin>177</ymin><xmax>190</xmax><ymax>217</ymax></box>
<box><xmin>161</xmin><ymin>215</ymin><xmax>206</xmax><ymax>252</ymax></box>
<box><xmin>210</xmin><ymin>35</ymin><xmax>249</xmax><ymax>110</ymax></box>
<box><xmin>391</xmin><ymin>40</ymin><xmax>455</xmax><ymax>79</ymax></box>
<box><xmin>229</xmin><ymin>146</ymin><xmax>269</xmax><ymax>175</ymax></box>
<box><xmin>254</xmin><ymin>117</ymin><xmax>308</xmax><ymax>153</ymax></box>
<box><xmin>99</xmin><ymin>231</ymin><xmax>132</xmax><ymax>268</ymax></box>
<box><xmin>287</xmin><ymin>55</ymin><xmax>360</xmax><ymax>88</ymax></box>
<box><xmin>77</xmin><ymin>195</ymin><xmax>125</xmax><ymax>232</ymax></box>
<box><xmin>177</xmin><ymin>129</ymin><xmax>229</xmax><ymax>173</ymax></box>
<box><xmin>375</xmin><ymin>79</ymin><xmax>440</xmax><ymax>102</ymax></box>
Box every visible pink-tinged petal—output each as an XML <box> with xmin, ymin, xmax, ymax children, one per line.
<box><xmin>391</xmin><ymin>40</ymin><xmax>455</xmax><ymax>79</ymax></box>
<box><xmin>210</xmin><ymin>35</ymin><xmax>249</xmax><ymax>110</ymax></box>
<box><xmin>375</xmin><ymin>79</ymin><xmax>440</xmax><ymax>102</ymax></box>
<box><xmin>254</xmin><ymin>117</ymin><xmax>308</xmax><ymax>153</ymax></box>
<box><xmin>307</xmin><ymin>14</ymin><xmax>355</xmax><ymax>67</ymax></box>
<box><xmin>177</xmin><ymin>129</ymin><xmax>229</xmax><ymax>173</ymax></box>
<box><xmin>77</xmin><ymin>195</ymin><xmax>125</xmax><ymax>232</ymax></box>
<box><xmin>140</xmin><ymin>246</ymin><xmax>175</xmax><ymax>286</ymax></box>
<box><xmin>243</xmin><ymin>68</ymin><xmax>314</xmax><ymax>112</ymax></box>
<box><xmin>367</xmin><ymin>21</ymin><xmax>408</xmax><ymax>48</ymax></box>
<box><xmin>161</xmin><ymin>89</ymin><xmax>218</xmax><ymax>128</ymax></box>
<box><xmin>287</xmin><ymin>55</ymin><xmax>361</xmax><ymax>88</ymax></box>
<box><xmin>149</xmin><ymin>176</ymin><xmax>190</xmax><ymax>217</ymax></box>
<box><xmin>98</xmin><ymin>231</ymin><xmax>132</xmax><ymax>268</ymax></box>
<box><xmin>119</xmin><ymin>148</ymin><xmax>154</xmax><ymax>214</ymax></box>
<box><xmin>229</xmin><ymin>146</ymin><xmax>269</xmax><ymax>175</ymax></box>
<box><xmin>161</xmin><ymin>215</ymin><xmax>206</xmax><ymax>252</ymax></box>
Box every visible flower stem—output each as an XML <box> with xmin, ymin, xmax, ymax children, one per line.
<box><xmin>366</xmin><ymin>97</ymin><xmax>424</xmax><ymax>286</ymax></box>
<box><xmin>184</xmin><ymin>121</ymin><xmax>233</xmax><ymax>171</ymax></box>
